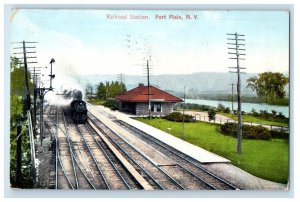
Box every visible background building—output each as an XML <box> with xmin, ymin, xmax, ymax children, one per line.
<box><xmin>115</xmin><ymin>84</ymin><xmax>183</xmax><ymax>116</ymax></box>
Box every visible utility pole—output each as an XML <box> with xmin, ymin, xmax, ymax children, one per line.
<box><xmin>181</xmin><ymin>86</ymin><xmax>186</xmax><ymax>141</ymax></box>
<box><xmin>227</xmin><ymin>33</ymin><xmax>246</xmax><ymax>154</ymax></box>
<box><xmin>138</xmin><ymin>59</ymin><xmax>153</xmax><ymax>118</ymax></box>
<box><xmin>147</xmin><ymin>60</ymin><xmax>151</xmax><ymax>118</ymax></box>
<box><xmin>38</xmin><ymin>59</ymin><xmax>55</xmax><ymax>146</ymax></box>
<box><xmin>118</xmin><ymin>73</ymin><xmax>125</xmax><ymax>93</ymax></box>
<box><xmin>29</xmin><ymin>67</ymin><xmax>41</xmax><ymax>127</ymax></box>
<box><xmin>228</xmin><ymin>83</ymin><xmax>235</xmax><ymax>113</ymax></box>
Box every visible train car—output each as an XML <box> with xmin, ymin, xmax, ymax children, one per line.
<box><xmin>70</xmin><ymin>90</ymin><xmax>87</xmax><ymax>124</ymax></box>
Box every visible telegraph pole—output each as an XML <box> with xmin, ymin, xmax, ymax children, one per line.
<box><xmin>117</xmin><ymin>73</ymin><xmax>125</xmax><ymax>93</ymax></box>
<box><xmin>139</xmin><ymin>59</ymin><xmax>153</xmax><ymax>118</ymax></box>
<box><xmin>147</xmin><ymin>60</ymin><xmax>151</xmax><ymax>118</ymax></box>
<box><xmin>29</xmin><ymin>67</ymin><xmax>41</xmax><ymax>127</ymax></box>
<box><xmin>38</xmin><ymin>59</ymin><xmax>55</xmax><ymax>146</ymax></box>
<box><xmin>228</xmin><ymin>83</ymin><xmax>235</xmax><ymax>113</ymax></box>
<box><xmin>227</xmin><ymin>33</ymin><xmax>246</xmax><ymax>154</ymax></box>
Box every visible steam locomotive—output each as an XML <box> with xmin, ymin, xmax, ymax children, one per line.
<box><xmin>70</xmin><ymin>90</ymin><xmax>87</xmax><ymax>124</ymax></box>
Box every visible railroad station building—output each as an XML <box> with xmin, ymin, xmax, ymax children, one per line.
<box><xmin>115</xmin><ymin>84</ymin><xmax>183</xmax><ymax>116</ymax></box>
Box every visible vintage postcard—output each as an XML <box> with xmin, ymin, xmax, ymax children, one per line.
<box><xmin>8</xmin><ymin>8</ymin><xmax>289</xmax><ymax>193</ymax></box>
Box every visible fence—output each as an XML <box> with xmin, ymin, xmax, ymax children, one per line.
<box><xmin>27</xmin><ymin>110</ymin><xmax>37</xmax><ymax>184</ymax></box>
<box><xmin>193</xmin><ymin>114</ymin><xmax>289</xmax><ymax>132</ymax></box>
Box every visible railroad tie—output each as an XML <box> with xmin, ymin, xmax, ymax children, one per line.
<box><xmin>88</xmin><ymin>119</ymin><xmax>154</xmax><ymax>190</ymax></box>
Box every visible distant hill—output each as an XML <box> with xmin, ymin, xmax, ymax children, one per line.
<box><xmin>76</xmin><ymin>72</ymin><xmax>289</xmax><ymax>98</ymax></box>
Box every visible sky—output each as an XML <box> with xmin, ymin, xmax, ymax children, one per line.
<box><xmin>9</xmin><ymin>9</ymin><xmax>289</xmax><ymax>91</ymax></box>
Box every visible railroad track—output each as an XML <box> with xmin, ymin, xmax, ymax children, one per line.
<box><xmin>87</xmin><ymin>105</ymin><xmax>238</xmax><ymax>190</ymax></box>
<box><xmin>46</xmin><ymin>106</ymin><xmax>96</xmax><ymax>189</ymax></box>
<box><xmin>78</xmin><ymin>123</ymin><xmax>144</xmax><ymax>190</ymax></box>
<box><xmin>114</xmin><ymin>119</ymin><xmax>239</xmax><ymax>190</ymax></box>
<box><xmin>46</xmin><ymin>105</ymin><xmax>148</xmax><ymax>190</ymax></box>
<box><xmin>88</xmin><ymin>112</ymin><xmax>222</xmax><ymax>190</ymax></box>
<box><xmin>44</xmin><ymin>104</ymin><xmax>238</xmax><ymax>190</ymax></box>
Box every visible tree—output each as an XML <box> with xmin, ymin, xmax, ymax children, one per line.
<box><xmin>96</xmin><ymin>81</ymin><xmax>127</xmax><ymax>101</ymax></box>
<box><xmin>246</xmin><ymin>72</ymin><xmax>288</xmax><ymax>102</ymax></box>
<box><xmin>96</xmin><ymin>82</ymin><xmax>106</xmax><ymax>100</ymax></box>
<box><xmin>10</xmin><ymin>57</ymin><xmax>34</xmax><ymax>96</ymax></box>
<box><xmin>208</xmin><ymin>108</ymin><xmax>216</xmax><ymax>121</ymax></box>
<box><xmin>10</xmin><ymin>56</ymin><xmax>34</xmax><ymax>188</ymax></box>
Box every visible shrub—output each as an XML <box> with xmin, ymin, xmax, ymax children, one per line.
<box><xmin>220</xmin><ymin>123</ymin><xmax>271</xmax><ymax>140</ymax></box>
<box><xmin>250</xmin><ymin>108</ymin><xmax>259</xmax><ymax>117</ymax></box>
<box><xmin>217</xmin><ymin>103</ymin><xmax>226</xmax><ymax>112</ymax></box>
<box><xmin>243</xmin><ymin>125</ymin><xmax>271</xmax><ymax>140</ymax></box>
<box><xmin>164</xmin><ymin>112</ymin><xmax>194</xmax><ymax>122</ymax></box>
<box><xmin>223</xmin><ymin>107</ymin><xmax>231</xmax><ymax>113</ymax></box>
<box><xmin>220</xmin><ymin>123</ymin><xmax>236</xmax><ymax>136</ymax></box>
<box><xmin>173</xmin><ymin>103</ymin><xmax>212</xmax><ymax>111</ymax></box>
<box><xmin>271</xmin><ymin>110</ymin><xmax>277</xmax><ymax>117</ymax></box>
<box><xmin>103</xmin><ymin>98</ymin><xmax>119</xmax><ymax>110</ymax></box>
<box><xmin>271</xmin><ymin>130</ymin><xmax>289</xmax><ymax>139</ymax></box>
<box><xmin>208</xmin><ymin>109</ymin><xmax>216</xmax><ymax>121</ymax></box>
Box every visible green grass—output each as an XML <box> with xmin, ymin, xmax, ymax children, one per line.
<box><xmin>220</xmin><ymin>113</ymin><xmax>289</xmax><ymax>127</ymax></box>
<box><xmin>136</xmin><ymin>118</ymin><xmax>289</xmax><ymax>184</ymax></box>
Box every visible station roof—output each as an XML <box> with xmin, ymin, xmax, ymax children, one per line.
<box><xmin>115</xmin><ymin>85</ymin><xmax>183</xmax><ymax>103</ymax></box>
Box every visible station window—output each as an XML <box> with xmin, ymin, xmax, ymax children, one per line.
<box><xmin>151</xmin><ymin>103</ymin><xmax>162</xmax><ymax>112</ymax></box>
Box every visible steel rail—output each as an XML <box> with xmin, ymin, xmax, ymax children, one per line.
<box><xmin>61</xmin><ymin>108</ymin><xmax>79</xmax><ymax>189</ymax></box>
<box><xmin>46</xmin><ymin>106</ymin><xmax>58</xmax><ymax>189</ymax></box>
<box><xmin>45</xmin><ymin>109</ymin><xmax>74</xmax><ymax>189</ymax></box>
<box><xmin>175</xmin><ymin>164</ymin><xmax>216</xmax><ymax>190</ymax></box>
<box><xmin>89</xmin><ymin>115</ymin><xmax>185</xmax><ymax>190</ymax></box>
<box><xmin>116</xmin><ymin>120</ymin><xmax>238</xmax><ymax>190</ymax></box>
<box><xmin>116</xmin><ymin>120</ymin><xmax>216</xmax><ymax>189</ymax></box>
<box><xmin>57</xmin><ymin>112</ymin><xmax>96</xmax><ymax>189</ymax></box>
<box><xmin>57</xmin><ymin>146</ymin><xmax>75</xmax><ymax>189</ymax></box>
<box><xmin>68</xmin><ymin>145</ymin><xmax>97</xmax><ymax>190</ymax></box>
<box><xmin>75</xmin><ymin>125</ymin><xmax>110</xmax><ymax>189</ymax></box>
<box><xmin>61</xmin><ymin>109</ymin><xmax>96</xmax><ymax>189</ymax></box>
<box><xmin>86</xmin><ymin>120</ymin><xmax>164</xmax><ymax>190</ymax></box>
<box><xmin>47</xmin><ymin>109</ymin><xmax>96</xmax><ymax>189</ymax></box>
<box><xmin>84</xmin><ymin>124</ymin><xmax>132</xmax><ymax>190</ymax></box>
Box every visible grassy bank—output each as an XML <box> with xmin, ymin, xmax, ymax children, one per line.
<box><xmin>136</xmin><ymin>118</ymin><xmax>289</xmax><ymax>184</ymax></box>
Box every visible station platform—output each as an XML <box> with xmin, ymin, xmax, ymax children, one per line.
<box><xmin>87</xmin><ymin>104</ymin><xmax>230</xmax><ymax>164</ymax></box>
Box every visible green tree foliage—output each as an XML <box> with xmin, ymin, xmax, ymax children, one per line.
<box><xmin>208</xmin><ymin>108</ymin><xmax>216</xmax><ymax>121</ymax></box>
<box><xmin>10</xmin><ymin>57</ymin><xmax>33</xmax><ymax>96</ymax></box>
<box><xmin>246</xmin><ymin>72</ymin><xmax>289</xmax><ymax>103</ymax></box>
<box><xmin>10</xmin><ymin>56</ymin><xmax>34</xmax><ymax>188</ymax></box>
<box><xmin>10</xmin><ymin>95</ymin><xmax>24</xmax><ymax>127</ymax></box>
<box><xmin>96</xmin><ymin>81</ymin><xmax>126</xmax><ymax>100</ymax></box>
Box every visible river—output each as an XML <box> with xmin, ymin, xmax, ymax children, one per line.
<box><xmin>184</xmin><ymin>98</ymin><xmax>289</xmax><ymax>118</ymax></box>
